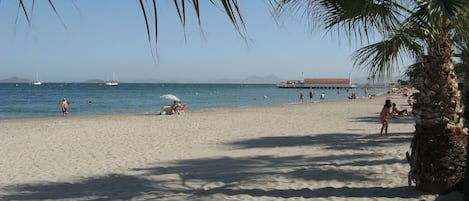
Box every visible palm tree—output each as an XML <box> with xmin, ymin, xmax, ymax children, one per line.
<box><xmin>271</xmin><ymin>0</ymin><xmax>469</xmax><ymax>194</ymax></box>
<box><xmin>453</xmin><ymin>28</ymin><xmax>469</xmax><ymax>200</ymax></box>
<box><xmin>403</xmin><ymin>60</ymin><xmax>425</xmax><ymax>88</ymax></box>
<box><xmin>453</xmin><ymin>32</ymin><xmax>469</xmax><ymax>124</ymax></box>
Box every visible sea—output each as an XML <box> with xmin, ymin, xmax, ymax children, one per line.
<box><xmin>0</xmin><ymin>83</ymin><xmax>386</xmax><ymax>119</ymax></box>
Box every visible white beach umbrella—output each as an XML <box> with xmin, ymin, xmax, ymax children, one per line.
<box><xmin>160</xmin><ymin>94</ymin><xmax>180</xmax><ymax>102</ymax></box>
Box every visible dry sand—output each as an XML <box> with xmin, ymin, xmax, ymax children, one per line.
<box><xmin>0</xmin><ymin>94</ymin><xmax>463</xmax><ymax>200</ymax></box>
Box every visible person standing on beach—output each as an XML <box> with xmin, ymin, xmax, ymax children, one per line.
<box><xmin>309</xmin><ymin>89</ymin><xmax>314</xmax><ymax>103</ymax></box>
<box><xmin>320</xmin><ymin>92</ymin><xmax>325</xmax><ymax>101</ymax></box>
<box><xmin>299</xmin><ymin>91</ymin><xmax>304</xmax><ymax>103</ymax></box>
<box><xmin>61</xmin><ymin>98</ymin><xmax>69</xmax><ymax>117</ymax></box>
<box><xmin>380</xmin><ymin>99</ymin><xmax>392</xmax><ymax>135</ymax></box>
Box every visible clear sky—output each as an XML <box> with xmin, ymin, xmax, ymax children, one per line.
<box><xmin>0</xmin><ymin>0</ymin><xmax>389</xmax><ymax>83</ymax></box>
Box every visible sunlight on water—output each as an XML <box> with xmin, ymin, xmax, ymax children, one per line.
<box><xmin>0</xmin><ymin>83</ymin><xmax>386</xmax><ymax>119</ymax></box>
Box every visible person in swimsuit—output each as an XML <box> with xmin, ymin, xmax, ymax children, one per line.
<box><xmin>392</xmin><ymin>102</ymin><xmax>408</xmax><ymax>117</ymax></box>
<box><xmin>171</xmin><ymin>100</ymin><xmax>182</xmax><ymax>114</ymax></box>
<box><xmin>61</xmin><ymin>98</ymin><xmax>69</xmax><ymax>117</ymax></box>
<box><xmin>380</xmin><ymin>99</ymin><xmax>392</xmax><ymax>135</ymax></box>
<box><xmin>299</xmin><ymin>91</ymin><xmax>304</xmax><ymax>103</ymax></box>
<box><xmin>309</xmin><ymin>89</ymin><xmax>314</xmax><ymax>103</ymax></box>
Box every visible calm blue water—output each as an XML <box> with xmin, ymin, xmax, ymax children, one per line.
<box><xmin>0</xmin><ymin>83</ymin><xmax>385</xmax><ymax>119</ymax></box>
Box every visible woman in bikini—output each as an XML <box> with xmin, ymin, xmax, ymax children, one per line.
<box><xmin>380</xmin><ymin>99</ymin><xmax>392</xmax><ymax>135</ymax></box>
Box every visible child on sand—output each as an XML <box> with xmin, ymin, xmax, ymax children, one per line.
<box><xmin>380</xmin><ymin>99</ymin><xmax>392</xmax><ymax>135</ymax></box>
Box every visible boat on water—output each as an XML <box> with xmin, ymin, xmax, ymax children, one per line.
<box><xmin>32</xmin><ymin>72</ymin><xmax>42</xmax><ymax>85</ymax></box>
<box><xmin>104</xmin><ymin>80</ymin><xmax>118</xmax><ymax>86</ymax></box>
<box><xmin>105</xmin><ymin>73</ymin><xmax>119</xmax><ymax>86</ymax></box>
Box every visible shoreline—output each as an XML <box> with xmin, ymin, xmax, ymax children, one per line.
<box><xmin>0</xmin><ymin>93</ymin><xmax>387</xmax><ymax>121</ymax></box>
<box><xmin>0</xmin><ymin>83</ymin><xmax>389</xmax><ymax>120</ymax></box>
<box><xmin>1</xmin><ymin>93</ymin><xmax>461</xmax><ymax>200</ymax></box>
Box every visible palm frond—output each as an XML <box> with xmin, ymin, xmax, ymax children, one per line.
<box><xmin>453</xmin><ymin>31</ymin><xmax>469</xmax><ymax>65</ymax></box>
<box><xmin>16</xmin><ymin>0</ymin><xmax>247</xmax><ymax>50</ymax></box>
<box><xmin>47</xmin><ymin>0</ymin><xmax>67</xmax><ymax>29</ymax></box>
<box><xmin>352</xmin><ymin>25</ymin><xmax>424</xmax><ymax>80</ymax></box>
<box><xmin>173</xmin><ymin>0</ymin><xmax>186</xmax><ymax>27</ymax></box>
<box><xmin>18</xmin><ymin>0</ymin><xmax>30</xmax><ymax>25</ymax></box>
<box><xmin>138</xmin><ymin>0</ymin><xmax>153</xmax><ymax>44</ymax></box>
<box><xmin>270</xmin><ymin>0</ymin><xmax>407</xmax><ymax>43</ymax></box>
<box><xmin>209</xmin><ymin>0</ymin><xmax>247</xmax><ymax>38</ymax></box>
<box><xmin>404</xmin><ymin>59</ymin><xmax>425</xmax><ymax>85</ymax></box>
<box><xmin>406</xmin><ymin>3</ymin><xmax>430</xmax><ymax>29</ymax></box>
<box><xmin>136</xmin><ymin>0</ymin><xmax>247</xmax><ymax>51</ymax></box>
<box><xmin>451</xmin><ymin>6</ymin><xmax>469</xmax><ymax>45</ymax></box>
<box><xmin>426</xmin><ymin>0</ymin><xmax>468</xmax><ymax>19</ymax></box>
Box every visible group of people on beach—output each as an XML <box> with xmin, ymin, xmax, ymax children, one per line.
<box><xmin>299</xmin><ymin>89</ymin><xmax>325</xmax><ymax>103</ymax></box>
<box><xmin>300</xmin><ymin>88</ymin><xmax>375</xmax><ymax>103</ymax></box>
<box><xmin>59</xmin><ymin>96</ymin><xmax>186</xmax><ymax>117</ymax></box>
<box><xmin>59</xmin><ymin>97</ymin><xmax>185</xmax><ymax>117</ymax></box>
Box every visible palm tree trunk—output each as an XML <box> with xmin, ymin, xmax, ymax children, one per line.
<box><xmin>410</xmin><ymin>34</ymin><xmax>466</xmax><ymax>193</ymax></box>
<box><xmin>462</xmin><ymin>58</ymin><xmax>469</xmax><ymax>200</ymax></box>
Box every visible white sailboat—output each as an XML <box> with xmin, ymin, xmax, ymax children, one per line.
<box><xmin>105</xmin><ymin>80</ymin><xmax>118</xmax><ymax>86</ymax></box>
<box><xmin>105</xmin><ymin>73</ymin><xmax>118</xmax><ymax>86</ymax></box>
<box><xmin>32</xmin><ymin>72</ymin><xmax>42</xmax><ymax>85</ymax></box>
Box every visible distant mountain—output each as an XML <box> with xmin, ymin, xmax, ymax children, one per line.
<box><xmin>0</xmin><ymin>76</ymin><xmax>32</xmax><ymax>83</ymax></box>
<box><xmin>209</xmin><ymin>74</ymin><xmax>283</xmax><ymax>84</ymax></box>
<box><xmin>83</xmin><ymin>75</ymin><xmax>284</xmax><ymax>84</ymax></box>
<box><xmin>84</xmin><ymin>79</ymin><xmax>105</xmax><ymax>83</ymax></box>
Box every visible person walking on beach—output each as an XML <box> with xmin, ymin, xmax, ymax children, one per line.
<box><xmin>380</xmin><ymin>99</ymin><xmax>392</xmax><ymax>135</ymax></box>
<box><xmin>309</xmin><ymin>89</ymin><xmax>314</xmax><ymax>103</ymax></box>
<box><xmin>61</xmin><ymin>97</ymin><xmax>69</xmax><ymax>117</ymax></box>
<box><xmin>320</xmin><ymin>92</ymin><xmax>325</xmax><ymax>101</ymax></box>
<box><xmin>299</xmin><ymin>91</ymin><xmax>304</xmax><ymax>103</ymax></box>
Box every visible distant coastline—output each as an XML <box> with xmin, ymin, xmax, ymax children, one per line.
<box><xmin>0</xmin><ymin>76</ymin><xmax>33</xmax><ymax>83</ymax></box>
<box><xmin>0</xmin><ymin>74</ymin><xmax>400</xmax><ymax>85</ymax></box>
<box><xmin>0</xmin><ymin>77</ymin><xmax>111</xmax><ymax>84</ymax></box>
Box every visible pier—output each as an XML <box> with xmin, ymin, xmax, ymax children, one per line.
<box><xmin>277</xmin><ymin>78</ymin><xmax>357</xmax><ymax>89</ymax></box>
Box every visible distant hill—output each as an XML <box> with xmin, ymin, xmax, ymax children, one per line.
<box><xmin>84</xmin><ymin>79</ymin><xmax>105</xmax><ymax>83</ymax></box>
<box><xmin>209</xmin><ymin>74</ymin><xmax>283</xmax><ymax>84</ymax></box>
<box><xmin>0</xmin><ymin>76</ymin><xmax>32</xmax><ymax>83</ymax></box>
<box><xmin>130</xmin><ymin>75</ymin><xmax>284</xmax><ymax>84</ymax></box>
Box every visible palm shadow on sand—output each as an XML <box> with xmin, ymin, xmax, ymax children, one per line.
<box><xmin>228</xmin><ymin>132</ymin><xmax>413</xmax><ymax>151</ymax></box>
<box><xmin>3</xmin><ymin>131</ymin><xmax>433</xmax><ymax>200</ymax></box>
<box><xmin>353</xmin><ymin>114</ymin><xmax>415</xmax><ymax>124</ymax></box>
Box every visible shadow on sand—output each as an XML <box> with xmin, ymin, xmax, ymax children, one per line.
<box><xmin>353</xmin><ymin>114</ymin><xmax>415</xmax><ymax>124</ymax></box>
<box><xmin>3</xmin><ymin>132</ymin><xmax>436</xmax><ymax>200</ymax></box>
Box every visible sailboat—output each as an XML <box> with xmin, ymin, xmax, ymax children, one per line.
<box><xmin>105</xmin><ymin>73</ymin><xmax>118</xmax><ymax>86</ymax></box>
<box><xmin>32</xmin><ymin>72</ymin><xmax>42</xmax><ymax>85</ymax></box>
<box><xmin>105</xmin><ymin>80</ymin><xmax>118</xmax><ymax>86</ymax></box>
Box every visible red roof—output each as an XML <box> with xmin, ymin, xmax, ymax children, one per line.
<box><xmin>303</xmin><ymin>78</ymin><xmax>350</xmax><ymax>84</ymax></box>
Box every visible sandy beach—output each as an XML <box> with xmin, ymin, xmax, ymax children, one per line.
<box><xmin>0</xmin><ymin>94</ymin><xmax>462</xmax><ymax>200</ymax></box>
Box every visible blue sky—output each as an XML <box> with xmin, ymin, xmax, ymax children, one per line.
<box><xmin>0</xmin><ymin>1</ymin><xmax>394</xmax><ymax>82</ymax></box>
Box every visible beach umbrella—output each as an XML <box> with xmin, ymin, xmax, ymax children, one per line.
<box><xmin>160</xmin><ymin>94</ymin><xmax>180</xmax><ymax>102</ymax></box>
